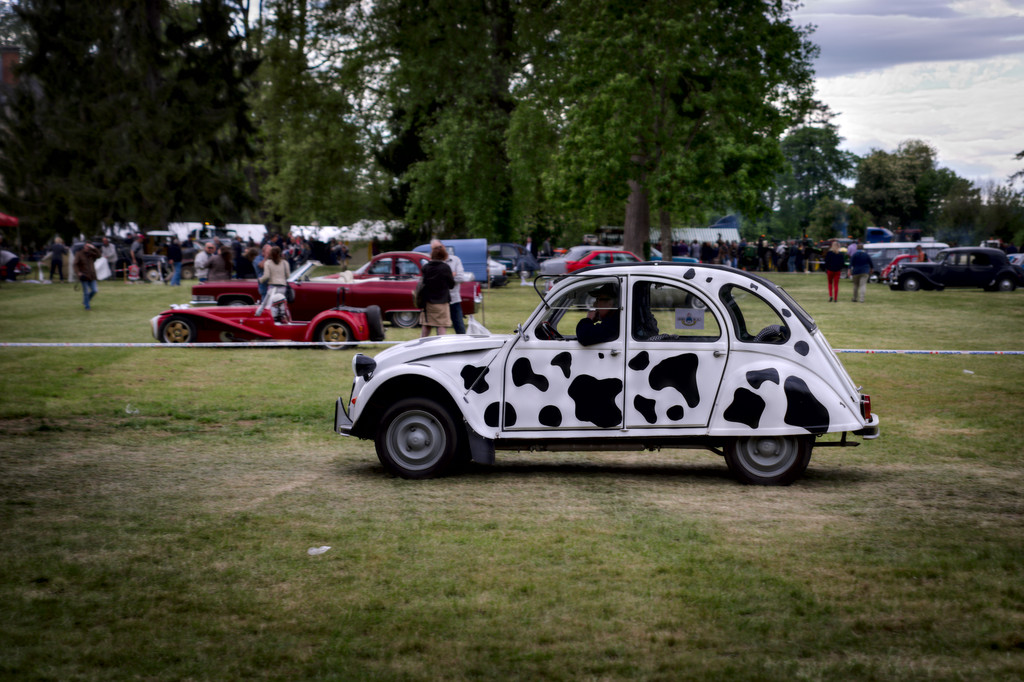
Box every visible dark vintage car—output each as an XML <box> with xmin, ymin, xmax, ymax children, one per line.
<box><xmin>889</xmin><ymin>247</ymin><xmax>1024</xmax><ymax>292</ymax></box>
<box><xmin>190</xmin><ymin>261</ymin><xmax>482</xmax><ymax>328</ymax></box>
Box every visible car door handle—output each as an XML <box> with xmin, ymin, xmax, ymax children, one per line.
<box><xmin>610</xmin><ymin>349</ymin><xmax>620</xmax><ymax>356</ymax></box>
<box><xmin>714</xmin><ymin>350</ymin><xmax>726</xmax><ymax>357</ymax></box>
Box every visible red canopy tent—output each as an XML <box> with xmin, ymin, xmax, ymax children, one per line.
<box><xmin>0</xmin><ymin>212</ymin><xmax>18</xmax><ymax>228</ymax></box>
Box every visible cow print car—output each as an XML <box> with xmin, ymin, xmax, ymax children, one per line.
<box><xmin>335</xmin><ymin>262</ymin><xmax>879</xmax><ymax>485</ymax></box>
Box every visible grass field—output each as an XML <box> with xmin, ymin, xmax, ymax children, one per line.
<box><xmin>1</xmin><ymin>271</ymin><xmax>1023</xmax><ymax>680</ymax></box>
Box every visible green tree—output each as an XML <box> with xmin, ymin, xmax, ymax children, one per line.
<box><xmin>541</xmin><ymin>0</ymin><xmax>817</xmax><ymax>257</ymax></box>
<box><xmin>851</xmin><ymin>139</ymin><xmax>965</xmax><ymax>233</ymax></box>
<box><xmin>765</xmin><ymin>118</ymin><xmax>856</xmax><ymax>238</ymax></box>
<box><xmin>807</xmin><ymin>197</ymin><xmax>870</xmax><ymax>242</ymax></box>
<box><xmin>356</xmin><ymin>0</ymin><xmax>554</xmax><ymax>241</ymax></box>
<box><xmin>252</xmin><ymin>0</ymin><xmax>372</xmax><ymax>228</ymax></box>
<box><xmin>0</xmin><ymin>0</ymin><xmax>256</xmax><ymax>246</ymax></box>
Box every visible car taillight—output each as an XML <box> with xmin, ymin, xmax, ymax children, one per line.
<box><xmin>860</xmin><ymin>395</ymin><xmax>871</xmax><ymax>421</ymax></box>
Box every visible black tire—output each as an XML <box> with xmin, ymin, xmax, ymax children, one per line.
<box><xmin>180</xmin><ymin>265</ymin><xmax>195</xmax><ymax>280</ymax></box>
<box><xmin>145</xmin><ymin>267</ymin><xmax>163</xmax><ymax>283</ymax></box>
<box><xmin>375</xmin><ymin>398</ymin><xmax>460</xmax><ymax>479</ymax></box>
<box><xmin>365</xmin><ymin>305</ymin><xmax>385</xmax><ymax>341</ymax></box>
<box><xmin>996</xmin><ymin>277</ymin><xmax>1017</xmax><ymax>292</ymax></box>
<box><xmin>901</xmin><ymin>275</ymin><xmax>921</xmax><ymax>292</ymax></box>
<box><xmin>725</xmin><ymin>436</ymin><xmax>812</xmax><ymax>486</ymax></box>
<box><xmin>389</xmin><ymin>310</ymin><xmax>420</xmax><ymax>328</ymax></box>
<box><xmin>159</xmin><ymin>316</ymin><xmax>198</xmax><ymax>344</ymax></box>
<box><xmin>315</xmin><ymin>319</ymin><xmax>354</xmax><ymax>349</ymax></box>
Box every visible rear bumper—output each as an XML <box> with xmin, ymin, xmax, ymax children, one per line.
<box><xmin>853</xmin><ymin>414</ymin><xmax>880</xmax><ymax>439</ymax></box>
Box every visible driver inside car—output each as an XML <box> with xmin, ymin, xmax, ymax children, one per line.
<box><xmin>575</xmin><ymin>282</ymin><xmax>621</xmax><ymax>346</ymax></box>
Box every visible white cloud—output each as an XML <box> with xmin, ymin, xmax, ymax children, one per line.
<box><xmin>816</xmin><ymin>56</ymin><xmax>1024</xmax><ymax>183</ymax></box>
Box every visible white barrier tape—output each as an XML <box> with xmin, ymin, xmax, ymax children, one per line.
<box><xmin>2</xmin><ymin>342</ymin><xmax>1023</xmax><ymax>354</ymax></box>
<box><xmin>834</xmin><ymin>349</ymin><xmax>1024</xmax><ymax>355</ymax></box>
<box><xmin>0</xmin><ymin>341</ymin><xmax>402</xmax><ymax>348</ymax></box>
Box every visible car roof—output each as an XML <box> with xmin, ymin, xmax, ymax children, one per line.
<box><xmin>372</xmin><ymin>251</ymin><xmax>428</xmax><ymax>259</ymax></box>
<box><xmin>547</xmin><ymin>260</ymin><xmax>817</xmax><ymax>331</ymax></box>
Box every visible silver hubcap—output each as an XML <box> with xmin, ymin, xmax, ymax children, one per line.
<box><xmin>386</xmin><ymin>410</ymin><xmax>445</xmax><ymax>471</ymax></box>
<box><xmin>734</xmin><ymin>437</ymin><xmax>799</xmax><ymax>476</ymax></box>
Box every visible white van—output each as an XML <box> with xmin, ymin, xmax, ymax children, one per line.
<box><xmin>863</xmin><ymin>241</ymin><xmax>948</xmax><ymax>281</ymax></box>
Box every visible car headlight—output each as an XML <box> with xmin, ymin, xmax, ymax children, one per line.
<box><xmin>353</xmin><ymin>353</ymin><xmax>376</xmax><ymax>380</ymax></box>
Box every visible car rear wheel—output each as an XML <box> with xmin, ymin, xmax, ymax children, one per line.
<box><xmin>389</xmin><ymin>310</ymin><xmax>420</xmax><ymax>328</ymax></box>
<box><xmin>159</xmin><ymin>316</ymin><xmax>197</xmax><ymax>344</ymax></box>
<box><xmin>725</xmin><ymin>436</ymin><xmax>812</xmax><ymax>486</ymax></box>
<box><xmin>375</xmin><ymin>398</ymin><xmax>459</xmax><ymax>478</ymax></box>
<box><xmin>316</xmin><ymin>319</ymin><xmax>353</xmax><ymax>349</ymax></box>
<box><xmin>901</xmin><ymin>275</ymin><xmax>921</xmax><ymax>291</ymax></box>
<box><xmin>996</xmin><ymin>277</ymin><xmax>1017</xmax><ymax>292</ymax></box>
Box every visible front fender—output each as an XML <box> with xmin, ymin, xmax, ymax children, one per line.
<box><xmin>349</xmin><ymin>347</ymin><xmax>504</xmax><ymax>439</ymax></box>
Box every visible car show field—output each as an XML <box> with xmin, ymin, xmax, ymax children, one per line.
<box><xmin>1</xmin><ymin>271</ymin><xmax>1023</xmax><ymax>680</ymax></box>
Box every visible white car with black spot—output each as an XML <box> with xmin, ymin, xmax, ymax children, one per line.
<box><xmin>334</xmin><ymin>262</ymin><xmax>879</xmax><ymax>485</ymax></box>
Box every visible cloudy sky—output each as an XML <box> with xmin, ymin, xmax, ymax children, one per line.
<box><xmin>791</xmin><ymin>0</ymin><xmax>1024</xmax><ymax>186</ymax></box>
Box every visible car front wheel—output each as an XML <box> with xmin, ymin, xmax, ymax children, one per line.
<box><xmin>725</xmin><ymin>436</ymin><xmax>812</xmax><ymax>485</ymax></box>
<box><xmin>389</xmin><ymin>311</ymin><xmax>420</xmax><ymax>328</ymax></box>
<box><xmin>901</xmin><ymin>275</ymin><xmax>921</xmax><ymax>291</ymax></box>
<box><xmin>159</xmin><ymin>316</ymin><xmax>197</xmax><ymax>344</ymax></box>
<box><xmin>375</xmin><ymin>398</ymin><xmax>459</xmax><ymax>478</ymax></box>
<box><xmin>996</xmin><ymin>277</ymin><xmax>1017</xmax><ymax>292</ymax></box>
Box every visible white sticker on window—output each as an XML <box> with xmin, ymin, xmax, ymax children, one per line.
<box><xmin>675</xmin><ymin>308</ymin><xmax>705</xmax><ymax>330</ymax></box>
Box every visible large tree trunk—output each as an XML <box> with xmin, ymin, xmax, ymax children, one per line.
<box><xmin>624</xmin><ymin>179</ymin><xmax>649</xmax><ymax>257</ymax></box>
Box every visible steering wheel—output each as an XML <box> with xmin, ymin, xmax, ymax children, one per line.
<box><xmin>536</xmin><ymin>321</ymin><xmax>563</xmax><ymax>341</ymax></box>
<box><xmin>753</xmin><ymin>324</ymin><xmax>789</xmax><ymax>344</ymax></box>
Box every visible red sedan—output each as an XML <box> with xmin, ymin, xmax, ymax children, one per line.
<box><xmin>539</xmin><ymin>246</ymin><xmax>643</xmax><ymax>275</ymax></box>
<box><xmin>191</xmin><ymin>261</ymin><xmax>480</xmax><ymax>328</ymax></box>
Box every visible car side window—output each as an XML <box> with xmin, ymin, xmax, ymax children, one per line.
<box><xmin>536</xmin><ymin>279</ymin><xmax>620</xmax><ymax>340</ymax></box>
<box><xmin>396</xmin><ymin>259</ymin><xmax>420</xmax><ymax>276</ymax></box>
<box><xmin>719</xmin><ymin>284</ymin><xmax>789</xmax><ymax>344</ymax></box>
<box><xmin>591</xmin><ymin>253</ymin><xmax>610</xmax><ymax>265</ymax></box>
<box><xmin>970</xmin><ymin>252</ymin><xmax>990</xmax><ymax>266</ymax></box>
<box><xmin>632</xmin><ymin>281</ymin><xmax>721</xmax><ymax>342</ymax></box>
<box><xmin>369</xmin><ymin>258</ymin><xmax>393</xmax><ymax>275</ymax></box>
<box><xmin>613</xmin><ymin>252</ymin><xmax>636</xmax><ymax>263</ymax></box>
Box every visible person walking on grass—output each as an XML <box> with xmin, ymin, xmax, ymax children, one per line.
<box><xmin>48</xmin><ymin>236</ymin><xmax>68</xmax><ymax>282</ymax></box>
<box><xmin>74</xmin><ymin>243</ymin><xmax>100</xmax><ymax>310</ymax></box>
<box><xmin>849</xmin><ymin>246</ymin><xmax>873</xmax><ymax>303</ymax></box>
<box><xmin>824</xmin><ymin>241</ymin><xmax>844</xmax><ymax>303</ymax></box>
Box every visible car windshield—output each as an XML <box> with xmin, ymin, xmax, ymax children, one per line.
<box><xmin>289</xmin><ymin>261</ymin><xmax>316</xmax><ymax>282</ymax></box>
<box><xmin>934</xmin><ymin>250</ymin><xmax>950</xmax><ymax>264</ymax></box>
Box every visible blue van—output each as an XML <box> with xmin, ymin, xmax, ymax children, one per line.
<box><xmin>414</xmin><ymin>238</ymin><xmax>488</xmax><ymax>285</ymax></box>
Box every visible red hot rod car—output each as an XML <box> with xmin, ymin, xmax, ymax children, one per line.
<box><xmin>152</xmin><ymin>295</ymin><xmax>385</xmax><ymax>347</ymax></box>
<box><xmin>190</xmin><ymin>261</ymin><xmax>481</xmax><ymax>328</ymax></box>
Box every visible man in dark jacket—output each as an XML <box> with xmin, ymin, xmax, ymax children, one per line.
<box><xmin>576</xmin><ymin>282</ymin><xmax>621</xmax><ymax>346</ymax></box>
